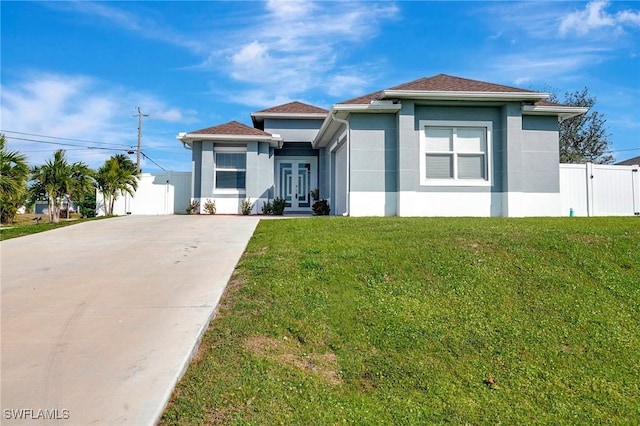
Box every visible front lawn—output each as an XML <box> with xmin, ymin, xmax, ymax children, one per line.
<box><xmin>0</xmin><ymin>214</ymin><xmax>105</xmax><ymax>240</ymax></box>
<box><xmin>162</xmin><ymin>217</ymin><xmax>639</xmax><ymax>425</ymax></box>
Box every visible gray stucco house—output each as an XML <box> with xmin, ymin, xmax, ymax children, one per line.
<box><xmin>177</xmin><ymin>74</ymin><xmax>587</xmax><ymax>216</ymax></box>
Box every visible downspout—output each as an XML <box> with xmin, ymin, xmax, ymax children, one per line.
<box><xmin>332</xmin><ymin>114</ymin><xmax>350</xmax><ymax>216</ymax></box>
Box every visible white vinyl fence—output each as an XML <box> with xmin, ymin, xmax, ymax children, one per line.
<box><xmin>560</xmin><ymin>162</ymin><xmax>640</xmax><ymax>216</ymax></box>
<box><xmin>97</xmin><ymin>172</ymin><xmax>191</xmax><ymax>216</ymax></box>
<box><xmin>97</xmin><ymin>165</ymin><xmax>640</xmax><ymax>217</ymax></box>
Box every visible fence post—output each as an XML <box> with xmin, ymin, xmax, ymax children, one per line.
<box><xmin>585</xmin><ymin>162</ymin><xmax>594</xmax><ymax>217</ymax></box>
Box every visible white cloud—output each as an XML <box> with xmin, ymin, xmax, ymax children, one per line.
<box><xmin>559</xmin><ymin>1</ymin><xmax>640</xmax><ymax>36</ymax></box>
<box><xmin>0</xmin><ymin>73</ymin><xmax>196</xmax><ymax>168</ymax></box>
<box><xmin>326</xmin><ymin>74</ymin><xmax>369</xmax><ymax>97</ymax></box>
<box><xmin>218</xmin><ymin>1</ymin><xmax>399</xmax><ymax>103</ymax></box>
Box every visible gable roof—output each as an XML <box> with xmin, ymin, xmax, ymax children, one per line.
<box><xmin>254</xmin><ymin>101</ymin><xmax>328</xmax><ymax>114</ymax></box>
<box><xmin>177</xmin><ymin>120</ymin><xmax>282</xmax><ymax>147</ymax></box>
<box><xmin>188</xmin><ymin>120</ymin><xmax>272</xmax><ymax>136</ymax></box>
<box><xmin>339</xmin><ymin>74</ymin><xmax>547</xmax><ymax>105</ymax></box>
<box><xmin>314</xmin><ymin>74</ymin><xmax>589</xmax><ymax>148</ymax></box>
<box><xmin>388</xmin><ymin>74</ymin><xmax>535</xmax><ymax>93</ymax></box>
<box><xmin>251</xmin><ymin>101</ymin><xmax>328</xmax><ymax>129</ymax></box>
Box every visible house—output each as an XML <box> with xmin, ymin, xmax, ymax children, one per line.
<box><xmin>616</xmin><ymin>155</ymin><xmax>640</xmax><ymax>166</ymax></box>
<box><xmin>177</xmin><ymin>74</ymin><xmax>587</xmax><ymax>216</ymax></box>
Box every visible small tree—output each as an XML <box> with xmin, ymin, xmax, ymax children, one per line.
<box><xmin>550</xmin><ymin>88</ymin><xmax>613</xmax><ymax>164</ymax></box>
<box><xmin>95</xmin><ymin>154</ymin><xmax>139</xmax><ymax>216</ymax></box>
<box><xmin>30</xmin><ymin>150</ymin><xmax>90</xmax><ymax>223</ymax></box>
<box><xmin>0</xmin><ymin>135</ymin><xmax>29</xmax><ymax>224</ymax></box>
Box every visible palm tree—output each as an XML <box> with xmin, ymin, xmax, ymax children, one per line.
<box><xmin>67</xmin><ymin>162</ymin><xmax>95</xmax><ymax>219</ymax></box>
<box><xmin>95</xmin><ymin>154</ymin><xmax>139</xmax><ymax>216</ymax></box>
<box><xmin>30</xmin><ymin>150</ymin><xmax>92</xmax><ymax>223</ymax></box>
<box><xmin>0</xmin><ymin>135</ymin><xmax>30</xmax><ymax>224</ymax></box>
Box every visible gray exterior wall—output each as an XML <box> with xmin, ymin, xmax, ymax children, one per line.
<box><xmin>191</xmin><ymin>142</ymin><xmax>203</xmax><ymax>199</ymax></box>
<box><xmin>318</xmin><ymin>147</ymin><xmax>329</xmax><ymax>199</ymax></box>
<box><xmin>397</xmin><ymin>101</ymin><xmax>418</xmax><ymax>194</ymax></box>
<box><xmin>349</xmin><ymin>113</ymin><xmax>398</xmax><ymax>193</ymax></box>
<box><xmin>246</xmin><ymin>141</ymin><xmax>275</xmax><ymax>200</ymax></box>
<box><xmin>521</xmin><ymin>115</ymin><xmax>560</xmax><ymax>193</ymax></box>
<box><xmin>191</xmin><ymin>140</ymin><xmax>274</xmax><ymax>202</ymax></box>
<box><xmin>405</xmin><ymin>104</ymin><xmax>503</xmax><ymax>193</ymax></box>
<box><xmin>502</xmin><ymin>103</ymin><xmax>523</xmax><ymax>195</ymax></box>
<box><xmin>264</xmin><ymin>118</ymin><xmax>324</xmax><ymax>142</ymax></box>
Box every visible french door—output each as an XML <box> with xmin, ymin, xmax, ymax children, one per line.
<box><xmin>276</xmin><ymin>158</ymin><xmax>317</xmax><ymax>211</ymax></box>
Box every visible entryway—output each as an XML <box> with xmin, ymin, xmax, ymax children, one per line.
<box><xmin>276</xmin><ymin>157</ymin><xmax>317</xmax><ymax>212</ymax></box>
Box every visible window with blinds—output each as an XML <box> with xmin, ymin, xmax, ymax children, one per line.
<box><xmin>420</xmin><ymin>122</ymin><xmax>491</xmax><ymax>186</ymax></box>
<box><xmin>215</xmin><ymin>152</ymin><xmax>246</xmax><ymax>190</ymax></box>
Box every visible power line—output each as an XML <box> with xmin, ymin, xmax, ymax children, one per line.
<box><xmin>4</xmin><ymin>135</ymin><xmax>130</xmax><ymax>152</ymax></box>
<box><xmin>0</xmin><ymin>129</ymin><xmax>129</xmax><ymax>148</ymax></box>
<box><xmin>141</xmin><ymin>151</ymin><xmax>167</xmax><ymax>171</ymax></box>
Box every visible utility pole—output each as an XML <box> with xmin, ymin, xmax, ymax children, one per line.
<box><xmin>134</xmin><ymin>107</ymin><xmax>149</xmax><ymax>173</ymax></box>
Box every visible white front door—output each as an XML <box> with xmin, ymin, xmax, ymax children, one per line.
<box><xmin>276</xmin><ymin>158</ymin><xmax>317</xmax><ymax>211</ymax></box>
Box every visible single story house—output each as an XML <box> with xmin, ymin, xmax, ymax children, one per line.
<box><xmin>177</xmin><ymin>74</ymin><xmax>587</xmax><ymax>216</ymax></box>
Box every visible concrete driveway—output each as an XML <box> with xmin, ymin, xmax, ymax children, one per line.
<box><xmin>1</xmin><ymin>215</ymin><xmax>259</xmax><ymax>425</ymax></box>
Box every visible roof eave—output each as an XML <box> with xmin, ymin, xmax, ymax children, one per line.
<box><xmin>522</xmin><ymin>105</ymin><xmax>589</xmax><ymax>121</ymax></box>
<box><xmin>177</xmin><ymin>133</ymin><xmax>283</xmax><ymax>147</ymax></box>
<box><xmin>312</xmin><ymin>102</ymin><xmax>402</xmax><ymax>148</ymax></box>
<box><xmin>250</xmin><ymin>112</ymin><xmax>328</xmax><ymax>120</ymax></box>
<box><xmin>381</xmin><ymin>90</ymin><xmax>549</xmax><ymax>102</ymax></box>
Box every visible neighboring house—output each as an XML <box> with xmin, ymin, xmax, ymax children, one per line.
<box><xmin>178</xmin><ymin>74</ymin><xmax>587</xmax><ymax>216</ymax></box>
<box><xmin>616</xmin><ymin>155</ymin><xmax>640</xmax><ymax>166</ymax></box>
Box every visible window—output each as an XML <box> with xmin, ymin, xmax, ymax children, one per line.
<box><xmin>419</xmin><ymin>120</ymin><xmax>492</xmax><ymax>186</ymax></box>
<box><xmin>215</xmin><ymin>152</ymin><xmax>246</xmax><ymax>191</ymax></box>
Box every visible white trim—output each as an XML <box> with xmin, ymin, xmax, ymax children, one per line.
<box><xmin>177</xmin><ymin>133</ymin><xmax>282</xmax><ymax>147</ymax></box>
<box><xmin>214</xmin><ymin>150</ymin><xmax>247</xmax><ymax>194</ymax></box>
<box><xmin>214</xmin><ymin>145</ymin><xmax>247</xmax><ymax>152</ymax></box>
<box><xmin>419</xmin><ymin>120</ymin><xmax>493</xmax><ymax>187</ymax></box>
<box><xmin>522</xmin><ymin>104</ymin><xmax>588</xmax><ymax>121</ymax></box>
<box><xmin>332</xmin><ymin>103</ymin><xmax>402</xmax><ymax>113</ymax></box>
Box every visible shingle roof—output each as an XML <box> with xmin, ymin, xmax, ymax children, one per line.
<box><xmin>616</xmin><ymin>155</ymin><xmax>640</xmax><ymax>166</ymax></box>
<box><xmin>389</xmin><ymin>74</ymin><xmax>535</xmax><ymax>93</ymax></box>
<box><xmin>339</xmin><ymin>74</ymin><xmax>538</xmax><ymax>104</ymax></box>
<box><xmin>188</xmin><ymin>121</ymin><xmax>272</xmax><ymax>136</ymax></box>
<box><xmin>255</xmin><ymin>101</ymin><xmax>328</xmax><ymax>114</ymax></box>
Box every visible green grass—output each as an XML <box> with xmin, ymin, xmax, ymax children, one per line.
<box><xmin>0</xmin><ymin>214</ymin><xmax>107</xmax><ymax>240</ymax></box>
<box><xmin>161</xmin><ymin>217</ymin><xmax>640</xmax><ymax>425</ymax></box>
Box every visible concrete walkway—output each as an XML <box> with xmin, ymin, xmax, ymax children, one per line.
<box><xmin>1</xmin><ymin>215</ymin><xmax>259</xmax><ymax>425</ymax></box>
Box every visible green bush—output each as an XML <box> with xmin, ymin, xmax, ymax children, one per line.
<box><xmin>77</xmin><ymin>192</ymin><xmax>97</xmax><ymax>218</ymax></box>
<box><xmin>312</xmin><ymin>199</ymin><xmax>330</xmax><ymax>215</ymax></box>
<box><xmin>261</xmin><ymin>200</ymin><xmax>272</xmax><ymax>215</ymax></box>
<box><xmin>241</xmin><ymin>198</ymin><xmax>253</xmax><ymax>215</ymax></box>
<box><xmin>271</xmin><ymin>197</ymin><xmax>286</xmax><ymax>215</ymax></box>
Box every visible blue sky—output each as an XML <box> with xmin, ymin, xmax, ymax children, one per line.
<box><xmin>1</xmin><ymin>0</ymin><xmax>639</xmax><ymax>172</ymax></box>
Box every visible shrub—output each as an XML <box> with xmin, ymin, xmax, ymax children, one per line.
<box><xmin>203</xmin><ymin>199</ymin><xmax>216</xmax><ymax>215</ymax></box>
<box><xmin>186</xmin><ymin>199</ymin><xmax>200</xmax><ymax>215</ymax></box>
<box><xmin>271</xmin><ymin>197</ymin><xmax>286</xmax><ymax>215</ymax></box>
<box><xmin>262</xmin><ymin>200</ymin><xmax>273</xmax><ymax>215</ymax></box>
<box><xmin>312</xmin><ymin>199</ymin><xmax>331</xmax><ymax>215</ymax></box>
<box><xmin>241</xmin><ymin>198</ymin><xmax>253</xmax><ymax>215</ymax></box>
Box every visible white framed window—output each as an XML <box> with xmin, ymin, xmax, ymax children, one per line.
<box><xmin>214</xmin><ymin>147</ymin><xmax>246</xmax><ymax>192</ymax></box>
<box><xmin>419</xmin><ymin>120</ymin><xmax>492</xmax><ymax>186</ymax></box>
